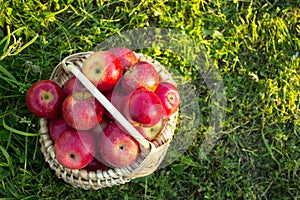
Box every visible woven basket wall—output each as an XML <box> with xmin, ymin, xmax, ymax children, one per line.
<box><xmin>39</xmin><ymin>52</ymin><xmax>178</xmax><ymax>190</ymax></box>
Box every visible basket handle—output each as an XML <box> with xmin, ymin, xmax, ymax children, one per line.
<box><xmin>62</xmin><ymin>60</ymin><xmax>151</xmax><ymax>150</ymax></box>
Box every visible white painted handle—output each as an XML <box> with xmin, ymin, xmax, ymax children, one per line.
<box><xmin>63</xmin><ymin>62</ymin><xmax>150</xmax><ymax>150</ymax></box>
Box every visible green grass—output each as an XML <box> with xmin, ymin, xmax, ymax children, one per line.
<box><xmin>0</xmin><ymin>0</ymin><xmax>299</xmax><ymax>199</ymax></box>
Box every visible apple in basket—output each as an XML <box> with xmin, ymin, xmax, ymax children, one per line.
<box><xmin>84</xmin><ymin>157</ymin><xmax>108</xmax><ymax>171</ymax></box>
<box><xmin>99</xmin><ymin>122</ymin><xmax>140</xmax><ymax>168</ymax></box>
<box><xmin>110</xmin><ymin>46</ymin><xmax>138</xmax><ymax>71</ymax></box>
<box><xmin>63</xmin><ymin>76</ymin><xmax>88</xmax><ymax>96</ymax></box>
<box><xmin>155</xmin><ymin>82</ymin><xmax>180</xmax><ymax>117</ymax></box>
<box><xmin>62</xmin><ymin>91</ymin><xmax>105</xmax><ymax>130</ymax></box>
<box><xmin>103</xmin><ymin>89</ymin><xmax>126</xmax><ymax>119</ymax></box>
<box><xmin>26</xmin><ymin>80</ymin><xmax>64</xmax><ymax>119</ymax></box>
<box><xmin>49</xmin><ymin>115</ymin><xmax>69</xmax><ymax>142</ymax></box>
<box><xmin>54</xmin><ymin>128</ymin><xmax>96</xmax><ymax>169</ymax></box>
<box><xmin>122</xmin><ymin>89</ymin><xmax>166</xmax><ymax>127</ymax></box>
<box><xmin>121</xmin><ymin>61</ymin><xmax>160</xmax><ymax>94</ymax></box>
<box><xmin>82</xmin><ymin>51</ymin><xmax>122</xmax><ymax>92</ymax></box>
<box><xmin>134</xmin><ymin>119</ymin><xmax>164</xmax><ymax>141</ymax></box>
<box><xmin>89</xmin><ymin>118</ymin><xmax>110</xmax><ymax>137</ymax></box>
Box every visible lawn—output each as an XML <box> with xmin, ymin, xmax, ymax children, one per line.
<box><xmin>0</xmin><ymin>0</ymin><xmax>299</xmax><ymax>199</ymax></box>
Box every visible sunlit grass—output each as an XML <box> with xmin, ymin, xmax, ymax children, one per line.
<box><xmin>0</xmin><ymin>0</ymin><xmax>299</xmax><ymax>199</ymax></box>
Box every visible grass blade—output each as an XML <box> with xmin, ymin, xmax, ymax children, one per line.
<box><xmin>0</xmin><ymin>74</ymin><xmax>26</xmax><ymax>87</ymax></box>
<box><xmin>0</xmin><ymin>145</ymin><xmax>14</xmax><ymax>177</ymax></box>
<box><xmin>3</xmin><ymin>25</ymin><xmax>11</xmax><ymax>53</ymax></box>
<box><xmin>0</xmin><ymin>64</ymin><xmax>18</xmax><ymax>82</ymax></box>
<box><xmin>11</xmin><ymin>33</ymin><xmax>39</xmax><ymax>56</ymax></box>
<box><xmin>2</xmin><ymin>118</ymin><xmax>41</xmax><ymax>137</ymax></box>
<box><xmin>0</xmin><ymin>145</ymin><xmax>12</xmax><ymax>167</ymax></box>
<box><xmin>0</xmin><ymin>26</ymin><xmax>26</xmax><ymax>47</ymax></box>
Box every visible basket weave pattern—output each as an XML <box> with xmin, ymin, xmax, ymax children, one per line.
<box><xmin>39</xmin><ymin>52</ymin><xmax>178</xmax><ymax>190</ymax></box>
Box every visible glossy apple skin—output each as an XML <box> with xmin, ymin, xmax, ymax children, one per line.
<box><xmin>122</xmin><ymin>89</ymin><xmax>165</xmax><ymax>127</ymax></box>
<box><xmin>99</xmin><ymin>122</ymin><xmax>140</xmax><ymax>168</ymax></box>
<box><xmin>54</xmin><ymin>128</ymin><xmax>96</xmax><ymax>169</ymax></box>
<box><xmin>49</xmin><ymin>115</ymin><xmax>69</xmax><ymax>142</ymax></box>
<box><xmin>82</xmin><ymin>51</ymin><xmax>122</xmax><ymax>92</ymax></box>
<box><xmin>63</xmin><ymin>76</ymin><xmax>88</xmax><ymax>96</ymax></box>
<box><xmin>62</xmin><ymin>92</ymin><xmax>105</xmax><ymax>130</ymax></box>
<box><xmin>134</xmin><ymin>119</ymin><xmax>164</xmax><ymax>141</ymax></box>
<box><xmin>89</xmin><ymin>118</ymin><xmax>109</xmax><ymax>138</ymax></box>
<box><xmin>84</xmin><ymin>158</ymin><xmax>108</xmax><ymax>171</ymax></box>
<box><xmin>110</xmin><ymin>46</ymin><xmax>138</xmax><ymax>71</ymax></box>
<box><xmin>121</xmin><ymin>61</ymin><xmax>159</xmax><ymax>94</ymax></box>
<box><xmin>26</xmin><ymin>80</ymin><xmax>64</xmax><ymax>119</ymax></box>
<box><xmin>155</xmin><ymin>82</ymin><xmax>180</xmax><ymax>116</ymax></box>
<box><xmin>103</xmin><ymin>89</ymin><xmax>126</xmax><ymax>119</ymax></box>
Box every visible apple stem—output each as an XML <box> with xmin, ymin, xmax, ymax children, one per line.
<box><xmin>63</xmin><ymin>61</ymin><xmax>150</xmax><ymax>150</ymax></box>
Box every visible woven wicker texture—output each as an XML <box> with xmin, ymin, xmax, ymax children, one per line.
<box><xmin>39</xmin><ymin>52</ymin><xmax>178</xmax><ymax>190</ymax></box>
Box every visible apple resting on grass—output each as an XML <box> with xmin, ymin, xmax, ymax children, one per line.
<box><xmin>122</xmin><ymin>89</ymin><xmax>166</xmax><ymax>127</ymax></box>
<box><xmin>110</xmin><ymin>46</ymin><xmax>138</xmax><ymax>71</ymax></box>
<box><xmin>54</xmin><ymin>128</ymin><xmax>96</xmax><ymax>169</ymax></box>
<box><xmin>155</xmin><ymin>82</ymin><xmax>180</xmax><ymax>117</ymax></box>
<box><xmin>62</xmin><ymin>91</ymin><xmax>105</xmax><ymax>130</ymax></box>
<box><xmin>121</xmin><ymin>61</ymin><xmax>159</xmax><ymax>94</ymax></box>
<box><xmin>82</xmin><ymin>51</ymin><xmax>122</xmax><ymax>92</ymax></box>
<box><xmin>49</xmin><ymin>115</ymin><xmax>69</xmax><ymax>142</ymax></box>
<box><xmin>26</xmin><ymin>80</ymin><xmax>64</xmax><ymax>119</ymax></box>
<box><xmin>63</xmin><ymin>76</ymin><xmax>88</xmax><ymax>96</ymax></box>
<box><xmin>99</xmin><ymin>122</ymin><xmax>140</xmax><ymax>168</ymax></box>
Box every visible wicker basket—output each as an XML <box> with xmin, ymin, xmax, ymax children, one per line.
<box><xmin>39</xmin><ymin>52</ymin><xmax>178</xmax><ymax>190</ymax></box>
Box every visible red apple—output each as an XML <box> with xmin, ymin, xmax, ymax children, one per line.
<box><xmin>54</xmin><ymin>128</ymin><xmax>96</xmax><ymax>169</ymax></box>
<box><xmin>63</xmin><ymin>76</ymin><xmax>88</xmax><ymax>96</ymax></box>
<box><xmin>155</xmin><ymin>82</ymin><xmax>180</xmax><ymax>116</ymax></box>
<box><xmin>103</xmin><ymin>89</ymin><xmax>126</xmax><ymax>119</ymax></box>
<box><xmin>99</xmin><ymin>122</ymin><xmax>140</xmax><ymax>168</ymax></box>
<box><xmin>122</xmin><ymin>89</ymin><xmax>166</xmax><ymax>127</ymax></box>
<box><xmin>110</xmin><ymin>46</ymin><xmax>138</xmax><ymax>71</ymax></box>
<box><xmin>89</xmin><ymin>118</ymin><xmax>110</xmax><ymax>137</ymax></box>
<box><xmin>82</xmin><ymin>51</ymin><xmax>122</xmax><ymax>92</ymax></box>
<box><xmin>121</xmin><ymin>61</ymin><xmax>159</xmax><ymax>94</ymax></box>
<box><xmin>134</xmin><ymin>119</ymin><xmax>164</xmax><ymax>141</ymax></box>
<box><xmin>103</xmin><ymin>90</ymin><xmax>116</xmax><ymax>119</ymax></box>
<box><xmin>62</xmin><ymin>91</ymin><xmax>105</xmax><ymax>130</ymax></box>
<box><xmin>84</xmin><ymin>158</ymin><xmax>108</xmax><ymax>171</ymax></box>
<box><xmin>26</xmin><ymin>80</ymin><xmax>64</xmax><ymax>119</ymax></box>
<box><xmin>49</xmin><ymin>115</ymin><xmax>69</xmax><ymax>142</ymax></box>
